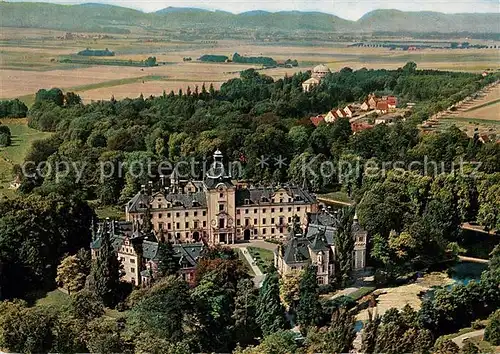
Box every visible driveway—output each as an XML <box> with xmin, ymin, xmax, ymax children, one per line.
<box><xmin>452</xmin><ymin>329</ymin><xmax>485</xmax><ymax>348</ymax></box>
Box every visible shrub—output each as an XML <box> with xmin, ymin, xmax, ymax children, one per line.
<box><xmin>484</xmin><ymin>309</ymin><xmax>500</xmax><ymax>345</ymax></box>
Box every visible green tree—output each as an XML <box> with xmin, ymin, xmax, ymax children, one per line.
<box><xmin>460</xmin><ymin>342</ymin><xmax>480</xmax><ymax>354</ymax></box>
<box><xmin>433</xmin><ymin>339</ymin><xmax>460</xmax><ymax>354</ymax></box>
<box><xmin>56</xmin><ymin>254</ymin><xmax>87</xmax><ymax>294</ymax></box>
<box><xmin>70</xmin><ymin>289</ymin><xmax>104</xmax><ymax>322</ymax></box>
<box><xmin>130</xmin><ymin>276</ymin><xmax>191</xmax><ymax>343</ymax></box>
<box><xmin>85</xmin><ymin>318</ymin><xmax>126</xmax><ymax>353</ymax></box>
<box><xmin>361</xmin><ymin>309</ymin><xmax>381</xmax><ymax>354</ymax></box>
<box><xmin>296</xmin><ymin>265</ymin><xmax>322</xmax><ymax>330</ymax></box>
<box><xmin>484</xmin><ymin>309</ymin><xmax>500</xmax><ymax>345</ymax></box>
<box><xmin>305</xmin><ymin>308</ymin><xmax>356</xmax><ymax>354</ymax></box>
<box><xmin>0</xmin><ymin>301</ymin><xmax>55</xmax><ymax>353</ymax></box>
<box><xmin>87</xmin><ymin>222</ymin><xmax>122</xmax><ymax>307</ymax></box>
<box><xmin>232</xmin><ymin>278</ymin><xmax>260</xmax><ymax>346</ymax></box>
<box><xmin>256</xmin><ymin>268</ymin><xmax>287</xmax><ymax>336</ymax></box>
<box><xmin>334</xmin><ymin>207</ymin><xmax>355</xmax><ymax>287</ymax></box>
<box><xmin>157</xmin><ymin>241</ymin><xmax>179</xmax><ymax>277</ymax></box>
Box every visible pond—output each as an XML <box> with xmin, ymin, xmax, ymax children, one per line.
<box><xmin>421</xmin><ymin>261</ymin><xmax>487</xmax><ymax>301</ymax></box>
<box><xmin>448</xmin><ymin>261</ymin><xmax>487</xmax><ymax>285</ymax></box>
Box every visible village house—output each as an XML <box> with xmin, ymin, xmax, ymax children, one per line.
<box><xmin>368</xmin><ymin>94</ymin><xmax>378</xmax><ymax>110</ymax></box>
<box><xmin>310</xmin><ymin>114</ymin><xmax>325</xmax><ymax>127</ymax></box>
<box><xmin>126</xmin><ymin>150</ymin><xmax>318</xmax><ymax>245</ymax></box>
<box><xmin>376</xmin><ymin>101</ymin><xmax>389</xmax><ymax>114</ymax></box>
<box><xmin>324</xmin><ymin>110</ymin><xmax>339</xmax><ymax>123</ymax></box>
<box><xmin>90</xmin><ymin>219</ymin><xmax>204</xmax><ymax>286</ymax></box>
<box><xmin>274</xmin><ymin>211</ymin><xmax>367</xmax><ymax>285</ymax></box>
<box><xmin>343</xmin><ymin>105</ymin><xmax>355</xmax><ymax>118</ymax></box>
<box><xmin>360</xmin><ymin>101</ymin><xmax>370</xmax><ymax>111</ymax></box>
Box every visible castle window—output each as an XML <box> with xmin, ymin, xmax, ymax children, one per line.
<box><xmin>271</xmin><ymin>228</ymin><xmax>275</xmax><ymax>234</ymax></box>
<box><xmin>176</xmin><ymin>212</ymin><xmax>180</xmax><ymax>217</ymax></box>
<box><xmin>263</xmin><ymin>208</ymin><xmax>266</xmax><ymax>213</ymax></box>
<box><xmin>158</xmin><ymin>204</ymin><xmax>163</xmax><ymax>209</ymax></box>
<box><xmin>237</xmin><ymin>219</ymin><xmax>241</xmax><ymax>226</ymax></box>
<box><xmin>288</xmin><ymin>217</ymin><xmax>292</xmax><ymax>223</ymax></box>
<box><xmin>158</xmin><ymin>213</ymin><xmax>163</xmax><ymax>218</ymax></box>
<box><xmin>131</xmin><ymin>267</ymin><xmax>135</xmax><ymax>273</ymax></box>
<box><xmin>262</xmin><ymin>218</ymin><xmax>266</xmax><ymax>225</ymax></box>
<box><xmin>185</xmin><ymin>212</ymin><xmax>189</xmax><ymax>217</ymax></box>
<box><xmin>185</xmin><ymin>222</ymin><xmax>189</xmax><ymax>228</ymax></box>
<box><xmin>245</xmin><ymin>219</ymin><xmax>249</xmax><ymax>226</ymax></box>
<box><xmin>194</xmin><ymin>211</ymin><xmax>198</xmax><ymax>217</ymax></box>
<box><xmin>120</xmin><ymin>257</ymin><xmax>125</xmax><ymax>262</ymax></box>
<box><xmin>203</xmin><ymin>221</ymin><xmax>207</xmax><ymax>227</ymax></box>
<box><xmin>203</xmin><ymin>211</ymin><xmax>207</xmax><ymax>216</ymax></box>
<box><xmin>297</xmin><ymin>207</ymin><xmax>300</xmax><ymax>212</ymax></box>
<box><xmin>176</xmin><ymin>222</ymin><xmax>180</xmax><ymax>229</ymax></box>
<box><xmin>271</xmin><ymin>208</ymin><xmax>275</xmax><ymax>213</ymax></box>
<box><xmin>245</xmin><ymin>209</ymin><xmax>249</xmax><ymax>214</ymax></box>
<box><xmin>254</xmin><ymin>209</ymin><xmax>257</xmax><ymax>214</ymax></box>
<box><xmin>194</xmin><ymin>221</ymin><xmax>198</xmax><ymax>228</ymax></box>
<box><xmin>158</xmin><ymin>222</ymin><xmax>164</xmax><ymax>230</ymax></box>
<box><xmin>253</xmin><ymin>229</ymin><xmax>258</xmax><ymax>235</ymax></box>
<box><xmin>167</xmin><ymin>213</ymin><xmax>171</xmax><ymax>217</ymax></box>
<box><xmin>219</xmin><ymin>204</ymin><xmax>224</xmax><ymax>211</ymax></box>
<box><xmin>262</xmin><ymin>228</ymin><xmax>266</xmax><ymax>235</ymax></box>
<box><xmin>254</xmin><ymin>218</ymin><xmax>257</xmax><ymax>225</ymax></box>
<box><xmin>236</xmin><ymin>210</ymin><xmax>240</xmax><ymax>215</ymax></box>
<box><xmin>271</xmin><ymin>217</ymin><xmax>275</xmax><ymax>224</ymax></box>
<box><xmin>220</xmin><ymin>193</ymin><xmax>224</xmax><ymax>198</ymax></box>
<box><xmin>279</xmin><ymin>208</ymin><xmax>283</xmax><ymax>212</ymax></box>
<box><xmin>288</xmin><ymin>198</ymin><xmax>292</xmax><ymax>203</ymax></box>
<box><xmin>288</xmin><ymin>207</ymin><xmax>292</xmax><ymax>212</ymax></box>
<box><xmin>130</xmin><ymin>258</ymin><xmax>135</xmax><ymax>263</ymax></box>
<box><xmin>244</xmin><ymin>199</ymin><xmax>250</xmax><ymax>205</ymax></box>
<box><xmin>167</xmin><ymin>223</ymin><xmax>171</xmax><ymax>230</ymax></box>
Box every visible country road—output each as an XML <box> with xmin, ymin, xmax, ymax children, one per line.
<box><xmin>452</xmin><ymin>329</ymin><xmax>485</xmax><ymax>348</ymax></box>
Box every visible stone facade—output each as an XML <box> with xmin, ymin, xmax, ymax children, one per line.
<box><xmin>126</xmin><ymin>150</ymin><xmax>318</xmax><ymax>245</ymax></box>
<box><xmin>275</xmin><ymin>211</ymin><xmax>367</xmax><ymax>285</ymax></box>
<box><xmin>90</xmin><ymin>219</ymin><xmax>204</xmax><ymax>286</ymax></box>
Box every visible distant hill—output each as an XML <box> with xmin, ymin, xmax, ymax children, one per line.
<box><xmin>0</xmin><ymin>2</ymin><xmax>498</xmax><ymax>34</ymax></box>
<box><xmin>358</xmin><ymin>9</ymin><xmax>500</xmax><ymax>33</ymax></box>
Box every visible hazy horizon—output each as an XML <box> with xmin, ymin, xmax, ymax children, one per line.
<box><xmin>4</xmin><ymin>0</ymin><xmax>500</xmax><ymax>20</ymax></box>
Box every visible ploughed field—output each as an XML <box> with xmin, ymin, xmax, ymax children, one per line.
<box><xmin>1</xmin><ymin>27</ymin><xmax>499</xmax><ymax>105</ymax></box>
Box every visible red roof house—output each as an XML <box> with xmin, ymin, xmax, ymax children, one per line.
<box><xmin>310</xmin><ymin>115</ymin><xmax>325</xmax><ymax>127</ymax></box>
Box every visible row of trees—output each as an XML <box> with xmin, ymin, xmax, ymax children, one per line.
<box><xmin>0</xmin><ymin>123</ymin><xmax>11</xmax><ymax>147</ymax></box>
<box><xmin>0</xmin><ymin>98</ymin><xmax>28</xmax><ymax>118</ymax></box>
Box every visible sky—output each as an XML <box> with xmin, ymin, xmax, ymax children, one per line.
<box><xmin>6</xmin><ymin>0</ymin><xmax>500</xmax><ymax>20</ymax></box>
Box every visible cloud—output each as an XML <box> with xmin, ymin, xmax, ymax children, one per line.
<box><xmin>6</xmin><ymin>0</ymin><xmax>500</xmax><ymax>20</ymax></box>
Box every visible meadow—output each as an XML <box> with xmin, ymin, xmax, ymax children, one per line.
<box><xmin>1</xmin><ymin>27</ymin><xmax>499</xmax><ymax>105</ymax></box>
<box><xmin>0</xmin><ymin>118</ymin><xmax>52</xmax><ymax>199</ymax></box>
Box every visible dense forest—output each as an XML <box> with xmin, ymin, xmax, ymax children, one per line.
<box><xmin>0</xmin><ymin>62</ymin><xmax>499</xmax><ymax>353</ymax></box>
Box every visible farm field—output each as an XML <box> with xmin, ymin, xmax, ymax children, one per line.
<box><xmin>0</xmin><ymin>118</ymin><xmax>52</xmax><ymax>199</ymax></box>
<box><xmin>435</xmin><ymin>83</ymin><xmax>500</xmax><ymax>137</ymax></box>
<box><xmin>1</xmin><ymin>27</ymin><xmax>499</xmax><ymax>105</ymax></box>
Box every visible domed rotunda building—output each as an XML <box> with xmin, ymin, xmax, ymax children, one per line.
<box><xmin>302</xmin><ymin>64</ymin><xmax>331</xmax><ymax>92</ymax></box>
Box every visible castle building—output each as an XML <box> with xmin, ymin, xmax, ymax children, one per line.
<box><xmin>90</xmin><ymin>219</ymin><xmax>204</xmax><ymax>286</ymax></box>
<box><xmin>126</xmin><ymin>150</ymin><xmax>318</xmax><ymax>245</ymax></box>
<box><xmin>274</xmin><ymin>211</ymin><xmax>367</xmax><ymax>285</ymax></box>
<box><xmin>302</xmin><ymin>64</ymin><xmax>331</xmax><ymax>92</ymax></box>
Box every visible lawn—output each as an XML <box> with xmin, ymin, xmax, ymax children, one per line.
<box><xmin>247</xmin><ymin>246</ymin><xmax>274</xmax><ymax>273</ymax></box>
<box><xmin>90</xmin><ymin>202</ymin><xmax>126</xmax><ymax>220</ymax></box>
<box><xmin>348</xmin><ymin>286</ymin><xmax>376</xmax><ymax>301</ymax></box>
<box><xmin>35</xmin><ymin>289</ymin><xmax>71</xmax><ymax>310</ymax></box>
<box><xmin>0</xmin><ymin>118</ymin><xmax>52</xmax><ymax>198</ymax></box>
<box><xmin>317</xmin><ymin>191</ymin><xmax>354</xmax><ymax>205</ymax></box>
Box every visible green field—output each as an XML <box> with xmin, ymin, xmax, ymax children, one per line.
<box><xmin>0</xmin><ymin>118</ymin><xmax>52</xmax><ymax>198</ymax></box>
<box><xmin>248</xmin><ymin>246</ymin><xmax>275</xmax><ymax>273</ymax></box>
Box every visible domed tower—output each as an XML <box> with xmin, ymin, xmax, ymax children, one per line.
<box><xmin>312</xmin><ymin>64</ymin><xmax>331</xmax><ymax>79</ymax></box>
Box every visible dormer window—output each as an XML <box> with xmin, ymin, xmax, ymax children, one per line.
<box><xmin>244</xmin><ymin>199</ymin><xmax>250</xmax><ymax>205</ymax></box>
